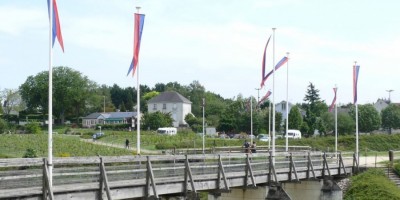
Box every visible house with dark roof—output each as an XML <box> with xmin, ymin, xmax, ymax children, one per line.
<box><xmin>82</xmin><ymin>112</ymin><xmax>137</xmax><ymax>128</ymax></box>
<box><xmin>147</xmin><ymin>91</ymin><xmax>192</xmax><ymax>127</ymax></box>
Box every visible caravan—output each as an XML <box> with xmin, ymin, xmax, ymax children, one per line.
<box><xmin>286</xmin><ymin>130</ymin><xmax>301</xmax><ymax>139</ymax></box>
<box><xmin>157</xmin><ymin>127</ymin><xmax>177</xmax><ymax>135</ymax></box>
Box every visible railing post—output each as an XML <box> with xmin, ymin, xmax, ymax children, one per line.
<box><xmin>42</xmin><ymin>158</ymin><xmax>54</xmax><ymax>200</ymax></box>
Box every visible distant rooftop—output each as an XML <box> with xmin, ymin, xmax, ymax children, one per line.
<box><xmin>148</xmin><ymin>91</ymin><xmax>191</xmax><ymax>104</ymax></box>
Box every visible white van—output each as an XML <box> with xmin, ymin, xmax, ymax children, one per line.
<box><xmin>286</xmin><ymin>130</ymin><xmax>301</xmax><ymax>139</ymax></box>
<box><xmin>157</xmin><ymin>127</ymin><xmax>177</xmax><ymax>135</ymax></box>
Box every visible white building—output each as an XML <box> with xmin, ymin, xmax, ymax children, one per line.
<box><xmin>373</xmin><ymin>99</ymin><xmax>390</xmax><ymax>113</ymax></box>
<box><xmin>275</xmin><ymin>100</ymin><xmax>295</xmax><ymax>122</ymax></box>
<box><xmin>147</xmin><ymin>91</ymin><xmax>192</xmax><ymax>127</ymax></box>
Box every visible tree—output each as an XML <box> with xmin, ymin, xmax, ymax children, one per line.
<box><xmin>288</xmin><ymin>106</ymin><xmax>302</xmax><ymax>130</ymax></box>
<box><xmin>1</xmin><ymin>89</ymin><xmax>25</xmax><ymax>115</ymax></box>
<box><xmin>381</xmin><ymin>104</ymin><xmax>400</xmax><ymax>133</ymax></box>
<box><xmin>321</xmin><ymin>112</ymin><xmax>334</xmax><ymax>134</ymax></box>
<box><xmin>349</xmin><ymin>104</ymin><xmax>381</xmax><ymax>133</ymax></box>
<box><xmin>20</xmin><ymin>66</ymin><xmax>96</xmax><ymax>124</ymax></box>
<box><xmin>142</xmin><ymin>111</ymin><xmax>173</xmax><ymax>130</ymax></box>
<box><xmin>337</xmin><ymin>112</ymin><xmax>355</xmax><ymax>135</ymax></box>
<box><xmin>185</xmin><ymin>113</ymin><xmax>203</xmax><ymax>133</ymax></box>
<box><xmin>302</xmin><ymin>83</ymin><xmax>328</xmax><ymax>136</ymax></box>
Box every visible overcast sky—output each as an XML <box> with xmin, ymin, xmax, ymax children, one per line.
<box><xmin>1</xmin><ymin>0</ymin><xmax>399</xmax><ymax>105</ymax></box>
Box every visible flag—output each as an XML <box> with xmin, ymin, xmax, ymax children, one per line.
<box><xmin>127</xmin><ymin>13</ymin><xmax>145</xmax><ymax>76</ymax></box>
<box><xmin>353</xmin><ymin>65</ymin><xmax>360</xmax><ymax>104</ymax></box>
<box><xmin>47</xmin><ymin>0</ymin><xmax>64</xmax><ymax>52</ymax></box>
<box><xmin>274</xmin><ymin>56</ymin><xmax>289</xmax><ymax>71</ymax></box>
<box><xmin>329</xmin><ymin>87</ymin><xmax>337</xmax><ymax>112</ymax></box>
<box><xmin>260</xmin><ymin>35</ymin><xmax>271</xmax><ymax>87</ymax></box>
<box><xmin>261</xmin><ymin>56</ymin><xmax>288</xmax><ymax>85</ymax></box>
<box><xmin>258</xmin><ymin>90</ymin><xmax>272</xmax><ymax>106</ymax></box>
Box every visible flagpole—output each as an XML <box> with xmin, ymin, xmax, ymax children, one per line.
<box><xmin>285</xmin><ymin>52</ymin><xmax>289</xmax><ymax>152</ymax></box>
<box><xmin>354</xmin><ymin>61</ymin><xmax>359</xmax><ymax>164</ymax></box>
<box><xmin>335</xmin><ymin>85</ymin><xmax>338</xmax><ymax>157</ymax></box>
<box><xmin>202</xmin><ymin>98</ymin><xmax>205</xmax><ymax>154</ymax></box>
<box><xmin>268</xmin><ymin>100</ymin><xmax>271</xmax><ymax>149</ymax></box>
<box><xmin>250</xmin><ymin>97</ymin><xmax>253</xmax><ymax>144</ymax></box>
<box><xmin>272</xmin><ymin>28</ymin><xmax>276</xmax><ymax>164</ymax></box>
<box><xmin>136</xmin><ymin>6</ymin><xmax>141</xmax><ymax>155</ymax></box>
<box><xmin>48</xmin><ymin>0</ymin><xmax>54</xmax><ymax>188</ymax></box>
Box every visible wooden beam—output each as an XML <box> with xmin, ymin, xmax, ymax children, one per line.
<box><xmin>339</xmin><ymin>153</ymin><xmax>347</xmax><ymax>175</ymax></box>
<box><xmin>42</xmin><ymin>158</ymin><xmax>54</xmax><ymax>200</ymax></box>
<box><xmin>184</xmin><ymin>155</ymin><xmax>197</xmax><ymax>198</ymax></box>
<box><xmin>146</xmin><ymin>156</ymin><xmax>159</xmax><ymax>199</ymax></box>
<box><xmin>307</xmin><ymin>152</ymin><xmax>316</xmax><ymax>179</ymax></box>
<box><xmin>99</xmin><ymin>157</ymin><xmax>112</xmax><ymax>200</ymax></box>
<box><xmin>218</xmin><ymin>155</ymin><xmax>230</xmax><ymax>191</ymax></box>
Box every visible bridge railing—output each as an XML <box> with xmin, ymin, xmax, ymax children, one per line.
<box><xmin>0</xmin><ymin>151</ymin><xmax>354</xmax><ymax>199</ymax></box>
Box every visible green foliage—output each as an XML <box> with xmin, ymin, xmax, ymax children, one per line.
<box><xmin>349</xmin><ymin>104</ymin><xmax>381</xmax><ymax>132</ymax></box>
<box><xmin>23</xmin><ymin>148</ymin><xmax>37</xmax><ymax>158</ymax></box>
<box><xmin>25</xmin><ymin>123</ymin><xmax>41</xmax><ymax>134</ymax></box>
<box><xmin>302</xmin><ymin>83</ymin><xmax>328</xmax><ymax>136</ymax></box>
<box><xmin>345</xmin><ymin>168</ymin><xmax>400</xmax><ymax>200</ymax></box>
<box><xmin>143</xmin><ymin>91</ymin><xmax>160</xmax><ymax>101</ymax></box>
<box><xmin>142</xmin><ymin>111</ymin><xmax>173</xmax><ymax>130</ymax></box>
<box><xmin>0</xmin><ymin>134</ymin><xmax>131</xmax><ymax>158</ymax></box>
<box><xmin>185</xmin><ymin>113</ymin><xmax>203</xmax><ymax>133</ymax></box>
<box><xmin>394</xmin><ymin>163</ymin><xmax>400</xmax><ymax>176</ymax></box>
<box><xmin>0</xmin><ymin>118</ymin><xmax>8</xmax><ymax>134</ymax></box>
<box><xmin>381</xmin><ymin>104</ymin><xmax>400</xmax><ymax>132</ymax></box>
<box><xmin>338</xmin><ymin>112</ymin><xmax>355</xmax><ymax>135</ymax></box>
<box><xmin>288</xmin><ymin>106</ymin><xmax>302</xmax><ymax>130</ymax></box>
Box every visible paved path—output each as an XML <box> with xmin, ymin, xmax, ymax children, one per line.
<box><xmin>81</xmin><ymin>138</ymin><xmax>162</xmax><ymax>155</ymax></box>
<box><xmin>359</xmin><ymin>156</ymin><xmax>389</xmax><ymax>167</ymax></box>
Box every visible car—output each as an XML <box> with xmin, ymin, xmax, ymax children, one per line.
<box><xmin>257</xmin><ymin>134</ymin><xmax>269</xmax><ymax>142</ymax></box>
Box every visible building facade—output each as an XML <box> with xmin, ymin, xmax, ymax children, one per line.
<box><xmin>147</xmin><ymin>91</ymin><xmax>192</xmax><ymax>127</ymax></box>
<box><xmin>82</xmin><ymin>112</ymin><xmax>137</xmax><ymax>128</ymax></box>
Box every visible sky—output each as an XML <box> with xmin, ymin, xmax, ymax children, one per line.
<box><xmin>1</xmin><ymin>0</ymin><xmax>399</xmax><ymax>105</ymax></box>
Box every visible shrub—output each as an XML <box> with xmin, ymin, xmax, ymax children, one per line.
<box><xmin>25</xmin><ymin>123</ymin><xmax>41</xmax><ymax>134</ymax></box>
<box><xmin>23</xmin><ymin>148</ymin><xmax>38</xmax><ymax>158</ymax></box>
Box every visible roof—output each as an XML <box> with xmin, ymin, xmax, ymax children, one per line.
<box><xmin>148</xmin><ymin>91</ymin><xmax>192</xmax><ymax>104</ymax></box>
<box><xmin>83</xmin><ymin>112</ymin><xmax>137</xmax><ymax>119</ymax></box>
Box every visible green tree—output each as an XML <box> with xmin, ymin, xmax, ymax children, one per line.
<box><xmin>1</xmin><ymin>88</ymin><xmax>25</xmax><ymax>115</ymax></box>
<box><xmin>185</xmin><ymin>113</ymin><xmax>203</xmax><ymax>133</ymax></box>
<box><xmin>288</xmin><ymin>106</ymin><xmax>302</xmax><ymax>130</ymax></box>
<box><xmin>381</xmin><ymin>104</ymin><xmax>400</xmax><ymax>134</ymax></box>
<box><xmin>142</xmin><ymin>111</ymin><xmax>173</xmax><ymax>130</ymax></box>
<box><xmin>337</xmin><ymin>112</ymin><xmax>355</xmax><ymax>135</ymax></box>
<box><xmin>349</xmin><ymin>104</ymin><xmax>381</xmax><ymax>133</ymax></box>
<box><xmin>20</xmin><ymin>66</ymin><xmax>96</xmax><ymax>124</ymax></box>
<box><xmin>302</xmin><ymin>83</ymin><xmax>328</xmax><ymax>137</ymax></box>
<box><xmin>321</xmin><ymin>112</ymin><xmax>334</xmax><ymax>134</ymax></box>
<box><xmin>0</xmin><ymin>118</ymin><xmax>7</xmax><ymax>134</ymax></box>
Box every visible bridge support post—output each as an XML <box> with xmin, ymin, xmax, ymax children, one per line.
<box><xmin>322</xmin><ymin>152</ymin><xmax>331</xmax><ymax>177</ymax></box>
<box><xmin>217</xmin><ymin>155</ymin><xmax>230</xmax><ymax>191</ymax></box>
<box><xmin>99</xmin><ymin>157</ymin><xmax>112</xmax><ymax>200</ymax></box>
<box><xmin>338</xmin><ymin>152</ymin><xmax>347</xmax><ymax>176</ymax></box>
<box><xmin>245</xmin><ymin>154</ymin><xmax>256</xmax><ymax>187</ymax></box>
<box><xmin>289</xmin><ymin>153</ymin><xmax>298</xmax><ymax>182</ymax></box>
<box><xmin>184</xmin><ymin>155</ymin><xmax>198</xmax><ymax>200</ymax></box>
<box><xmin>145</xmin><ymin>156</ymin><xmax>159</xmax><ymax>199</ymax></box>
<box><xmin>268</xmin><ymin>151</ymin><xmax>278</xmax><ymax>185</ymax></box>
<box><xmin>352</xmin><ymin>153</ymin><xmax>359</xmax><ymax>173</ymax></box>
<box><xmin>42</xmin><ymin>158</ymin><xmax>54</xmax><ymax>200</ymax></box>
<box><xmin>307</xmin><ymin>152</ymin><xmax>316</xmax><ymax>179</ymax></box>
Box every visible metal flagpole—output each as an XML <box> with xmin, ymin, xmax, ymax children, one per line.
<box><xmin>354</xmin><ymin>61</ymin><xmax>359</xmax><ymax>164</ymax></box>
<box><xmin>202</xmin><ymin>98</ymin><xmax>205</xmax><ymax>154</ymax></box>
<box><xmin>48</xmin><ymin>0</ymin><xmax>54</xmax><ymax>187</ymax></box>
<box><xmin>268</xmin><ymin>100</ymin><xmax>271</xmax><ymax>149</ymax></box>
<box><xmin>272</xmin><ymin>28</ymin><xmax>276</xmax><ymax>164</ymax></box>
<box><xmin>136</xmin><ymin>6</ymin><xmax>141</xmax><ymax>155</ymax></box>
<box><xmin>285</xmin><ymin>52</ymin><xmax>289</xmax><ymax>152</ymax></box>
<box><xmin>335</xmin><ymin>85</ymin><xmax>338</xmax><ymax>157</ymax></box>
<box><xmin>250</xmin><ymin>97</ymin><xmax>253</xmax><ymax>144</ymax></box>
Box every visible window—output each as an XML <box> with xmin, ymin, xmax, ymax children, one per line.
<box><xmin>281</xmin><ymin>104</ymin><xmax>286</xmax><ymax>111</ymax></box>
<box><xmin>153</xmin><ymin>104</ymin><xmax>157</xmax><ymax>110</ymax></box>
<box><xmin>163</xmin><ymin>103</ymin><xmax>167</xmax><ymax>109</ymax></box>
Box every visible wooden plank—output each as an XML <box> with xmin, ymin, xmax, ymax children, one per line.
<box><xmin>100</xmin><ymin>158</ymin><xmax>113</xmax><ymax>200</ymax></box>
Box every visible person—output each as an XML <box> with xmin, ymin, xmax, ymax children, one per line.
<box><xmin>243</xmin><ymin>140</ymin><xmax>250</xmax><ymax>153</ymax></box>
<box><xmin>251</xmin><ymin>141</ymin><xmax>257</xmax><ymax>153</ymax></box>
<box><xmin>125</xmin><ymin>139</ymin><xmax>130</xmax><ymax>149</ymax></box>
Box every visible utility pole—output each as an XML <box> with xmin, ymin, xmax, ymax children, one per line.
<box><xmin>386</xmin><ymin>89</ymin><xmax>394</xmax><ymax>103</ymax></box>
<box><xmin>255</xmin><ymin>88</ymin><xmax>261</xmax><ymax>103</ymax></box>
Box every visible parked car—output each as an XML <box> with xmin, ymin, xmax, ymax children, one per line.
<box><xmin>257</xmin><ymin>134</ymin><xmax>269</xmax><ymax>142</ymax></box>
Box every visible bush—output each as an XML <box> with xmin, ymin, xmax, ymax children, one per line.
<box><xmin>23</xmin><ymin>148</ymin><xmax>38</xmax><ymax>158</ymax></box>
<box><xmin>25</xmin><ymin>123</ymin><xmax>42</xmax><ymax>134</ymax></box>
<box><xmin>345</xmin><ymin>168</ymin><xmax>400</xmax><ymax>200</ymax></box>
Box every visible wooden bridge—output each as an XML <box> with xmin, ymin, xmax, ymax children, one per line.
<box><xmin>0</xmin><ymin>151</ymin><xmax>358</xmax><ymax>200</ymax></box>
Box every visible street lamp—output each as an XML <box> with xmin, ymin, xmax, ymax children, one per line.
<box><xmin>386</xmin><ymin>90</ymin><xmax>394</xmax><ymax>103</ymax></box>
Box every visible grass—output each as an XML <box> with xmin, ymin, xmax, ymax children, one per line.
<box><xmin>0</xmin><ymin>134</ymin><xmax>132</xmax><ymax>158</ymax></box>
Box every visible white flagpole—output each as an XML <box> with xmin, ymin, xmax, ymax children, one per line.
<box><xmin>354</xmin><ymin>61</ymin><xmax>359</xmax><ymax>164</ymax></box>
<box><xmin>335</xmin><ymin>85</ymin><xmax>338</xmax><ymax>157</ymax></box>
<box><xmin>48</xmin><ymin>0</ymin><xmax>53</xmax><ymax>187</ymax></box>
<box><xmin>250</xmin><ymin>97</ymin><xmax>253</xmax><ymax>144</ymax></box>
<box><xmin>285</xmin><ymin>52</ymin><xmax>289</xmax><ymax>152</ymax></box>
<box><xmin>268</xmin><ymin>101</ymin><xmax>271</xmax><ymax>149</ymax></box>
<box><xmin>272</xmin><ymin>28</ymin><xmax>276</xmax><ymax>164</ymax></box>
<box><xmin>136</xmin><ymin>6</ymin><xmax>141</xmax><ymax>155</ymax></box>
<box><xmin>202</xmin><ymin>98</ymin><xmax>205</xmax><ymax>154</ymax></box>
